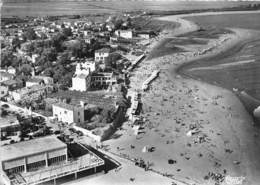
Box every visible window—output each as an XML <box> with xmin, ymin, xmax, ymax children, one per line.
<box><xmin>78</xmin><ymin>118</ymin><xmax>80</xmax><ymax>122</ymax></box>
<box><xmin>64</xmin><ymin>111</ymin><xmax>67</xmax><ymax>114</ymax></box>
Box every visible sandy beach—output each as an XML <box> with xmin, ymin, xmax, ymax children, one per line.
<box><xmin>75</xmin><ymin>11</ymin><xmax>260</xmax><ymax>185</ymax></box>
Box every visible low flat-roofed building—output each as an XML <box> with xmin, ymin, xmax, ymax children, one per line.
<box><xmin>0</xmin><ymin>115</ymin><xmax>20</xmax><ymax>141</ymax></box>
<box><xmin>26</xmin><ymin>78</ymin><xmax>44</xmax><ymax>87</ymax></box>
<box><xmin>34</xmin><ymin>76</ymin><xmax>54</xmax><ymax>85</ymax></box>
<box><xmin>0</xmin><ymin>136</ymin><xmax>67</xmax><ymax>174</ymax></box>
<box><xmin>115</xmin><ymin>29</ymin><xmax>133</xmax><ymax>39</ymax></box>
<box><xmin>0</xmin><ymin>72</ymin><xmax>14</xmax><ymax>83</ymax></box>
<box><xmin>10</xmin><ymin>85</ymin><xmax>53</xmax><ymax>102</ymax></box>
<box><xmin>91</xmin><ymin>72</ymin><xmax>117</xmax><ymax>88</ymax></box>
<box><xmin>136</xmin><ymin>30</ymin><xmax>155</xmax><ymax>39</ymax></box>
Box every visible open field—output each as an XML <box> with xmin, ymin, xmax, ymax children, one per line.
<box><xmin>47</xmin><ymin>90</ymin><xmax>117</xmax><ymax>109</ymax></box>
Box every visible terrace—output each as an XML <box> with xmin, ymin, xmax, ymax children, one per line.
<box><xmin>9</xmin><ymin>143</ymin><xmax>105</xmax><ymax>185</ymax></box>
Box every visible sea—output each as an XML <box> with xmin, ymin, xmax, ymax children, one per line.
<box><xmin>1</xmin><ymin>1</ymin><xmax>260</xmax><ymax>17</ymax></box>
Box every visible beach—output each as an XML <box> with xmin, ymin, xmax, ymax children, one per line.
<box><xmin>93</xmin><ymin>12</ymin><xmax>260</xmax><ymax>185</ymax></box>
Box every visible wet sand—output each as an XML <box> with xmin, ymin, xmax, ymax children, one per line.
<box><xmin>75</xmin><ymin>11</ymin><xmax>260</xmax><ymax>185</ymax></box>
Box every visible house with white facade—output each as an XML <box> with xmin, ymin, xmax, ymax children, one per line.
<box><xmin>0</xmin><ymin>72</ymin><xmax>14</xmax><ymax>83</ymax></box>
<box><xmin>52</xmin><ymin>101</ymin><xmax>95</xmax><ymax>124</ymax></box>
<box><xmin>115</xmin><ymin>30</ymin><xmax>133</xmax><ymax>39</ymax></box>
<box><xmin>91</xmin><ymin>72</ymin><xmax>117</xmax><ymax>88</ymax></box>
<box><xmin>94</xmin><ymin>48</ymin><xmax>111</xmax><ymax>62</ymax></box>
<box><xmin>34</xmin><ymin>75</ymin><xmax>54</xmax><ymax>85</ymax></box>
<box><xmin>71</xmin><ymin>60</ymin><xmax>96</xmax><ymax>92</ymax></box>
<box><xmin>71</xmin><ymin>73</ymin><xmax>91</xmax><ymax>92</ymax></box>
<box><xmin>26</xmin><ymin>78</ymin><xmax>44</xmax><ymax>87</ymax></box>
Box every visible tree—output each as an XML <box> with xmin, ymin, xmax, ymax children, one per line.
<box><xmin>114</xmin><ymin>18</ymin><xmax>124</xmax><ymax>30</ymax></box>
<box><xmin>23</xmin><ymin>28</ymin><xmax>37</xmax><ymax>40</ymax></box>
<box><xmin>51</xmin><ymin>33</ymin><xmax>66</xmax><ymax>52</ymax></box>
<box><xmin>42</xmin><ymin>47</ymin><xmax>57</xmax><ymax>62</ymax></box>
<box><xmin>62</xmin><ymin>27</ymin><xmax>72</xmax><ymax>37</ymax></box>
<box><xmin>12</xmin><ymin>36</ymin><xmax>21</xmax><ymax>49</ymax></box>
<box><xmin>105</xmin><ymin>53</ymin><xmax>122</xmax><ymax>69</ymax></box>
<box><xmin>57</xmin><ymin>52</ymin><xmax>71</xmax><ymax>66</ymax></box>
<box><xmin>18</xmin><ymin>64</ymin><xmax>32</xmax><ymax>76</ymax></box>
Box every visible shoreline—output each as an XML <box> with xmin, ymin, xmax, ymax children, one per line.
<box><xmin>102</xmin><ymin>11</ymin><xmax>260</xmax><ymax>185</ymax></box>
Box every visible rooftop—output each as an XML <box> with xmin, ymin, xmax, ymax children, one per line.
<box><xmin>0</xmin><ymin>71</ymin><xmax>14</xmax><ymax>78</ymax></box>
<box><xmin>0</xmin><ymin>136</ymin><xmax>67</xmax><ymax>162</ymax></box>
<box><xmin>95</xmin><ymin>48</ymin><xmax>111</xmax><ymax>53</ymax></box>
<box><xmin>53</xmin><ymin>102</ymin><xmax>75</xmax><ymax>111</ymax></box>
<box><xmin>13</xmin><ymin>84</ymin><xmax>50</xmax><ymax>94</ymax></box>
<box><xmin>1</xmin><ymin>79</ymin><xmax>22</xmax><ymax>86</ymax></box>
<box><xmin>92</xmin><ymin>72</ymin><xmax>114</xmax><ymax>77</ymax></box>
<box><xmin>27</xmin><ymin>78</ymin><xmax>43</xmax><ymax>83</ymax></box>
<box><xmin>75</xmin><ymin>73</ymin><xmax>89</xmax><ymax>79</ymax></box>
<box><xmin>0</xmin><ymin>115</ymin><xmax>19</xmax><ymax>128</ymax></box>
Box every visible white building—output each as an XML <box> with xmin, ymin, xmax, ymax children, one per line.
<box><xmin>91</xmin><ymin>72</ymin><xmax>117</xmax><ymax>88</ymax></box>
<box><xmin>34</xmin><ymin>75</ymin><xmax>54</xmax><ymax>85</ymax></box>
<box><xmin>6</xmin><ymin>66</ymin><xmax>16</xmax><ymax>75</ymax></box>
<box><xmin>52</xmin><ymin>101</ymin><xmax>93</xmax><ymax>124</ymax></box>
<box><xmin>94</xmin><ymin>48</ymin><xmax>111</xmax><ymax>62</ymax></box>
<box><xmin>71</xmin><ymin>73</ymin><xmax>91</xmax><ymax>92</ymax></box>
<box><xmin>115</xmin><ymin>30</ymin><xmax>133</xmax><ymax>39</ymax></box>
<box><xmin>0</xmin><ymin>72</ymin><xmax>14</xmax><ymax>83</ymax></box>
<box><xmin>71</xmin><ymin>60</ymin><xmax>96</xmax><ymax>92</ymax></box>
<box><xmin>75</xmin><ymin>61</ymin><xmax>96</xmax><ymax>75</ymax></box>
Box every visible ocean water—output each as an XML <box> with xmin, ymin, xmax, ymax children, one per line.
<box><xmin>179</xmin><ymin>13</ymin><xmax>260</xmax><ymax>115</ymax></box>
<box><xmin>186</xmin><ymin>12</ymin><xmax>260</xmax><ymax>30</ymax></box>
<box><xmin>2</xmin><ymin>1</ymin><xmax>259</xmax><ymax>17</ymax></box>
